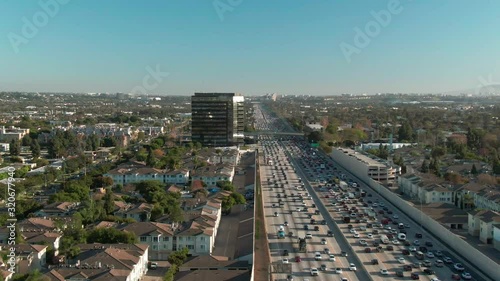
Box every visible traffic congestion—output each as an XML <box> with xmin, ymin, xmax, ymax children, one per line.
<box><xmin>254</xmin><ymin>104</ymin><xmax>485</xmax><ymax>281</ymax></box>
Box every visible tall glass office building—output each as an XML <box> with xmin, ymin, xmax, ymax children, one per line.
<box><xmin>191</xmin><ymin>93</ymin><xmax>245</xmax><ymax>147</ymax></box>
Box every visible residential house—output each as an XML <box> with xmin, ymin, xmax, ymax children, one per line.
<box><xmin>190</xmin><ymin>163</ymin><xmax>235</xmax><ymax>187</ymax></box>
<box><xmin>113</xmin><ymin>202</ymin><xmax>153</xmax><ymax>222</ymax></box>
<box><xmin>34</xmin><ymin>202</ymin><xmax>81</xmax><ymax>218</ymax></box>
<box><xmin>119</xmin><ymin>222</ymin><xmax>174</xmax><ymax>260</ymax></box>
<box><xmin>457</xmin><ymin>182</ymin><xmax>500</xmax><ymax>212</ymax></box>
<box><xmin>0</xmin><ymin>269</ymin><xmax>13</xmax><ymax>281</ymax></box>
<box><xmin>104</xmin><ymin>161</ymin><xmax>189</xmax><ymax>186</ymax></box>
<box><xmin>175</xmin><ymin>221</ymin><xmax>214</xmax><ymax>255</ymax></box>
<box><xmin>468</xmin><ymin>210</ymin><xmax>500</xmax><ymax>244</ymax></box>
<box><xmin>43</xmin><ymin>243</ymin><xmax>149</xmax><ymax>281</ymax></box>
<box><xmin>175</xmin><ymin>255</ymin><xmax>250</xmax><ymax>281</ymax></box>
<box><xmin>14</xmin><ymin>244</ymin><xmax>47</xmax><ymax>273</ymax></box>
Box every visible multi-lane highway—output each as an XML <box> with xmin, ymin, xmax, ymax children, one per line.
<box><xmin>260</xmin><ymin>137</ymin><xmax>368</xmax><ymax>281</ymax></box>
<box><xmin>254</xmin><ymin>103</ymin><xmax>491</xmax><ymax>281</ymax></box>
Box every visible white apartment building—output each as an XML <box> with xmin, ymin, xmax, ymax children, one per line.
<box><xmin>398</xmin><ymin>173</ymin><xmax>455</xmax><ymax>204</ymax></box>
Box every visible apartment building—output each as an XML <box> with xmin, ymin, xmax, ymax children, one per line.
<box><xmin>43</xmin><ymin>243</ymin><xmax>149</xmax><ymax>281</ymax></box>
<box><xmin>468</xmin><ymin>210</ymin><xmax>500</xmax><ymax>244</ymax></box>
<box><xmin>104</xmin><ymin>161</ymin><xmax>190</xmax><ymax>186</ymax></box>
<box><xmin>190</xmin><ymin>163</ymin><xmax>235</xmax><ymax>187</ymax></box>
<box><xmin>398</xmin><ymin>173</ymin><xmax>456</xmax><ymax>204</ymax></box>
<box><xmin>457</xmin><ymin>182</ymin><xmax>500</xmax><ymax>212</ymax></box>
<box><xmin>119</xmin><ymin>222</ymin><xmax>174</xmax><ymax>260</ymax></box>
<box><xmin>0</xmin><ymin>126</ymin><xmax>29</xmax><ymax>142</ymax></box>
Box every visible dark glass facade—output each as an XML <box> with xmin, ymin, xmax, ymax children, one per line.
<box><xmin>191</xmin><ymin>93</ymin><xmax>245</xmax><ymax>147</ymax></box>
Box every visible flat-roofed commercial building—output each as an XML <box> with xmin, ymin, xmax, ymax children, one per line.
<box><xmin>191</xmin><ymin>93</ymin><xmax>245</xmax><ymax>147</ymax></box>
<box><xmin>331</xmin><ymin>148</ymin><xmax>401</xmax><ymax>184</ymax></box>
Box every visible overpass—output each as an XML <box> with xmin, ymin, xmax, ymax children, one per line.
<box><xmin>244</xmin><ymin>131</ymin><xmax>304</xmax><ymax>136</ymax></box>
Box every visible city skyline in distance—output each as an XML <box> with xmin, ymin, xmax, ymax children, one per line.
<box><xmin>1</xmin><ymin>0</ymin><xmax>499</xmax><ymax>96</ymax></box>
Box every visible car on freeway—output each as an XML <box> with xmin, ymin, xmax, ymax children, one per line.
<box><xmin>425</xmin><ymin>241</ymin><xmax>434</xmax><ymax>247</ymax></box>
<box><xmin>396</xmin><ymin>271</ymin><xmax>404</xmax><ymax>277</ymax></box>
<box><xmin>403</xmin><ymin>265</ymin><xmax>412</xmax><ymax>271</ymax></box>
<box><xmin>329</xmin><ymin>254</ymin><xmax>335</xmax><ymax>261</ymax></box>
<box><xmin>314</xmin><ymin>252</ymin><xmax>322</xmax><ymax>260</ymax></box>
<box><xmin>397</xmin><ymin>257</ymin><xmax>406</xmax><ymax>264</ymax></box>
<box><xmin>349</xmin><ymin>263</ymin><xmax>357</xmax><ymax>271</ymax></box>
<box><xmin>324</xmin><ymin>248</ymin><xmax>330</xmax><ymax>254</ymax></box>
<box><xmin>426</xmin><ymin>252</ymin><xmax>435</xmax><ymax>258</ymax></box>
<box><xmin>430</xmin><ymin>278</ymin><xmax>441</xmax><ymax>281</ymax></box>
<box><xmin>413</xmin><ymin>240</ymin><xmax>420</xmax><ymax>246</ymax></box>
<box><xmin>423</xmin><ymin>260</ymin><xmax>432</xmax><ymax>267</ymax></box>
<box><xmin>434</xmin><ymin>260</ymin><xmax>444</xmax><ymax>267</ymax></box>
<box><xmin>409</xmin><ymin>246</ymin><xmax>417</xmax><ymax>252</ymax></box>
<box><xmin>461</xmin><ymin>272</ymin><xmax>472</xmax><ymax>280</ymax></box>
<box><xmin>380</xmin><ymin>269</ymin><xmax>389</xmax><ymax>275</ymax></box>
<box><xmin>283</xmin><ymin>250</ymin><xmax>289</xmax><ymax>256</ymax></box>
<box><xmin>423</xmin><ymin>269</ymin><xmax>435</xmax><ymax>275</ymax></box>
<box><xmin>282</xmin><ymin>258</ymin><xmax>289</xmax><ymax>264</ymax></box>
<box><xmin>435</xmin><ymin>250</ymin><xmax>443</xmax><ymax>257</ymax></box>
<box><xmin>335</xmin><ymin>267</ymin><xmax>343</xmax><ymax>274</ymax></box>
<box><xmin>411</xmin><ymin>272</ymin><xmax>420</xmax><ymax>280</ymax></box>
<box><xmin>341</xmin><ymin>251</ymin><xmax>348</xmax><ymax>257</ymax></box>
<box><xmin>371</xmin><ymin>259</ymin><xmax>379</xmax><ymax>265</ymax></box>
<box><xmin>310</xmin><ymin>268</ymin><xmax>319</xmax><ymax>276</ymax></box>
<box><xmin>320</xmin><ymin>264</ymin><xmax>327</xmax><ymax>271</ymax></box>
<box><xmin>321</xmin><ymin>238</ymin><xmax>327</xmax><ymax>245</ymax></box>
<box><xmin>454</xmin><ymin>263</ymin><xmax>465</xmax><ymax>271</ymax></box>
<box><xmin>451</xmin><ymin>274</ymin><xmax>461</xmax><ymax>280</ymax></box>
<box><xmin>295</xmin><ymin>256</ymin><xmax>301</xmax><ymax>262</ymax></box>
<box><xmin>359</xmin><ymin>239</ymin><xmax>367</xmax><ymax>246</ymax></box>
<box><xmin>443</xmin><ymin>256</ymin><xmax>453</xmax><ymax>264</ymax></box>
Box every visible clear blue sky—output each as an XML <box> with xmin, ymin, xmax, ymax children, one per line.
<box><xmin>1</xmin><ymin>0</ymin><xmax>499</xmax><ymax>95</ymax></box>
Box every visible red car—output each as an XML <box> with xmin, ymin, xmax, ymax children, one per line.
<box><xmin>295</xmin><ymin>256</ymin><xmax>301</xmax><ymax>262</ymax></box>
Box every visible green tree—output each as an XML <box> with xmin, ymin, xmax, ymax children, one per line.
<box><xmin>471</xmin><ymin>164</ymin><xmax>478</xmax><ymax>175</ymax></box>
<box><xmin>421</xmin><ymin>160</ymin><xmax>429</xmax><ymax>173</ymax></box>
<box><xmin>87</xmin><ymin>227</ymin><xmax>138</xmax><ymax>244</ymax></box>
<box><xmin>398</xmin><ymin>121</ymin><xmax>414</xmax><ymax>142</ymax></box>
<box><xmin>30</xmin><ymin>139</ymin><xmax>41</xmax><ymax>159</ymax></box>
<box><xmin>9</xmin><ymin>139</ymin><xmax>20</xmax><ymax>156</ymax></box>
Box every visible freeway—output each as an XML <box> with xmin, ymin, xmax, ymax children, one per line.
<box><xmin>260</xmin><ymin>136</ymin><xmax>370</xmax><ymax>281</ymax></box>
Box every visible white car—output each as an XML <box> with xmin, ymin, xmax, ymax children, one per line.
<box><xmin>380</xmin><ymin>269</ymin><xmax>389</xmax><ymax>275</ymax></box>
<box><xmin>359</xmin><ymin>239</ymin><xmax>367</xmax><ymax>246</ymax></box>
<box><xmin>349</xmin><ymin>229</ymin><xmax>357</xmax><ymax>234</ymax></box>
<box><xmin>314</xmin><ymin>252</ymin><xmax>322</xmax><ymax>261</ymax></box>
<box><xmin>393</xmin><ymin>214</ymin><xmax>399</xmax><ymax>219</ymax></box>
<box><xmin>430</xmin><ymin>278</ymin><xmax>441</xmax><ymax>281</ymax></box>
<box><xmin>409</xmin><ymin>246</ymin><xmax>417</xmax><ymax>252</ymax></box>
<box><xmin>328</xmin><ymin>254</ymin><xmax>335</xmax><ymax>261</ymax></box>
<box><xmin>392</xmin><ymin>239</ymin><xmax>400</xmax><ymax>245</ymax></box>
<box><xmin>426</xmin><ymin>252</ymin><xmax>435</xmax><ymax>258</ymax></box>
<box><xmin>397</xmin><ymin>257</ymin><xmax>406</xmax><ymax>264</ymax></box>
<box><xmin>310</xmin><ymin>268</ymin><xmax>319</xmax><ymax>276</ymax></box>
<box><xmin>335</xmin><ymin>268</ymin><xmax>343</xmax><ymax>274</ymax></box>
<box><xmin>367</xmin><ymin>233</ymin><xmax>373</xmax><ymax>239</ymax></box>
<box><xmin>349</xmin><ymin>263</ymin><xmax>357</xmax><ymax>271</ymax></box>
<box><xmin>282</xmin><ymin>258</ymin><xmax>289</xmax><ymax>264</ymax></box>
<box><xmin>354</xmin><ymin>233</ymin><xmax>360</xmax><ymax>238</ymax></box>
<box><xmin>321</xmin><ymin>238</ymin><xmax>327</xmax><ymax>245</ymax></box>
<box><xmin>461</xmin><ymin>272</ymin><xmax>472</xmax><ymax>280</ymax></box>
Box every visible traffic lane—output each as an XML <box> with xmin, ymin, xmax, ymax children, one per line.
<box><xmin>275</xmin><ymin>142</ymin><xmax>358</xmax><ymax>281</ymax></box>
<box><xmin>285</xmin><ymin>148</ymin><xmax>369</xmax><ymax>281</ymax></box>
<box><xmin>363</xmin><ymin>193</ymin><xmax>483</xmax><ymax>281</ymax></box>
<box><xmin>330</xmin><ymin>161</ymin><xmax>490</xmax><ymax>281</ymax></box>
<box><xmin>325</xmin><ymin>184</ymin><xmax>470</xmax><ymax>281</ymax></box>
